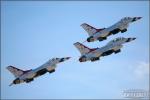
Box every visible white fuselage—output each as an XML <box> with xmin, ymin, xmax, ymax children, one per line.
<box><xmin>81</xmin><ymin>37</ymin><xmax>135</xmax><ymax>62</ymax></box>
<box><xmin>91</xmin><ymin>17</ymin><xmax>137</xmax><ymax>41</ymax></box>
<box><xmin>12</xmin><ymin>57</ymin><xmax>70</xmax><ymax>85</ymax></box>
<box><xmin>19</xmin><ymin>60</ymin><xmax>57</xmax><ymax>80</ymax></box>
<box><xmin>84</xmin><ymin>44</ymin><xmax>122</xmax><ymax>61</ymax></box>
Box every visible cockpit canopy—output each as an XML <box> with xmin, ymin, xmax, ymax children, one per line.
<box><xmin>121</xmin><ymin>17</ymin><xmax>132</xmax><ymax>22</ymax></box>
<box><xmin>107</xmin><ymin>37</ymin><xmax>125</xmax><ymax>45</ymax></box>
<box><xmin>49</xmin><ymin>58</ymin><xmax>59</xmax><ymax>62</ymax></box>
<box><xmin>52</xmin><ymin>58</ymin><xmax>59</xmax><ymax>60</ymax></box>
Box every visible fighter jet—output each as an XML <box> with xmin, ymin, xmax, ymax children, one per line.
<box><xmin>74</xmin><ymin>37</ymin><xmax>136</xmax><ymax>62</ymax></box>
<box><xmin>81</xmin><ymin>17</ymin><xmax>141</xmax><ymax>42</ymax></box>
<box><xmin>6</xmin><ymin>57</ymin><xmax>70</xmax><ymax>86</ymax></box>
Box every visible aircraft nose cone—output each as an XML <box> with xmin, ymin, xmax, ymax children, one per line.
<box><xmin>132</xmin><ymin>37</ymin><xmax>136</xmax><ymax>40</ymax></box>
<box><xmin>126</xmin><ymin>38</ymin><xmax>136</xmax><ymax>42</ymax></box>
<box><xmin>137</xmin><ymin>17</ymin><xmax>142</xmax><ymax>19</ymax></box>
<box><xmin>59</xmin><ymin>57</ymin><xmax>71</xmax><ymax>62</ymax></box>
<box><xmin>132</xmin><ymin>17</ymin><xmax>142</xmax><ymax>22</ymax></box>
<box><xmin>66</xmin><ymin>57</ymin><xmax>71</xmax><ymax>60</ymax></box>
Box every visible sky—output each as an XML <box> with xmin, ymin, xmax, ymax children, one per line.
<box><xmin>1</xmin><ymin>1</ymin><xmax>149</xmax><ymax>99</ymax></box>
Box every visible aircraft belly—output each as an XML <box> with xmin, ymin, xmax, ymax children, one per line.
<box><xmin>19</xmin><ymin>80</ymin><xmax>24</xmax><ymax>83</ymax></box>
<box><xmin>89</xmin><ymin>51</ymin><xmax>101</xmax><ymax>58</ymax></box>
<box><xmin>20</xmin><ymin>72</ymin><xmax>36</xmax><ymax>80</ymax></box>
<box><xmin>112</xmin><ymin>45</ymin><xmax>123</xmax><ymax>51</ymax></box>
<box><xmin>118</xmin><ymin>23</ymin><xmax>129</xmax><ymax>30</ymax></box>
<box><xmin>33</xmin><ymin>68</ymin><xmax>48</xmax><ymax>78</ymax></box>
<box><xmin>95</xmin><ymin>30</ymin><xmax>109</xmax><ymax>37</ymax></box>
<box><xmin>46</xmin><ymin>66</ymin><xmax>55</xmax><ymax>71</ymax></box>
<box><xmin>96</xmin><ymin>52</ymin><xmax>102</xmax><ymax>57</ymax></box>
<box><xmin>95</xmin><ymin>24</ymin><xmax>119</xmax><ymax>38</ymax></box>
<box><xmin>99</xmin><ymin>25</ymin><xmax>118</xmax><ymax>37</ymax></box>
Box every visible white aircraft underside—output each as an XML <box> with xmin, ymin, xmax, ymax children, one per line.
<box><xmin>74</xmin><ymin>37</ymin><xmax>136</xmax><ymax>62</ymax></box>
<box><xmin>7</xmin><ymin>57</ymin><xmax>70</xmax><ymax>86</ymax></box>
<box><xmin>81</xmin><ymin>17</ymin><xmax>141</xmax><ymax>42</ymax></box>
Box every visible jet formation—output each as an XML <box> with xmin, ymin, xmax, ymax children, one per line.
<box><xmin>74</xmin><ymin>17</ymin><xmax>141</xmax><ymax>62</ymax></box>
<box><xmin>7</xmin><ymin>17</ymin><xmax>141</xmax><ymax>86</ymax></box>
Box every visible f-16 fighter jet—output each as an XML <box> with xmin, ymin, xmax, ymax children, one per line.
<box><xmin>7</xmin><ymin>57</ymin><xmax>70</xmax><ymax>86</ymax></box>
<box><xmin>74</xmin><ymin>37</ymin><xmax>136</xmax><ymax>62</ymax></box>
<box><xmin>81</xmin><ymin>17</ymin><xmax>141</xmax><ymax>42</ymax></box>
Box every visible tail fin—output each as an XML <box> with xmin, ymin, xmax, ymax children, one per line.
<box><xmin>81</xmin><ymin>23</ymin><xmax>98</xmax><ymax>36</ymax></box>
<box><xmin>6</xmin><ymin>66</ymin><xmax>24</xmax><ymax>78</ymax></box>
<box><xmin>74</xmin><ymin>42</ymin><xmax>91</xmax><ymax>55</ymax></box>
<box><xmin>81</xmin><ymin>23</ymin><xmax>105</xmax><ymax>36</ymax></box>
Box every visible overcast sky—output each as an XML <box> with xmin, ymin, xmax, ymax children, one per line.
<box><xmin>1</xmin><ymin>1</ymin><xmax>149</xmax><ymax>99</ymax></box>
